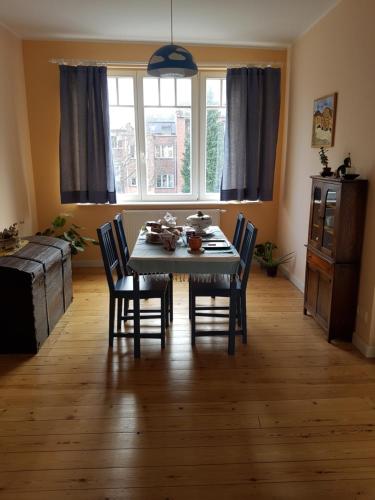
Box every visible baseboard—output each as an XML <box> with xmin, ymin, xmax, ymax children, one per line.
<box><xmin>72</xmin><ymin>259</ymin><xmax>102</xmax><ymax>268</ymax></box>
<box><xmin>279</xmin><ymin>266</ymin><xmax>305</xmax><ymax>293</ymax></box>
<box><xmin>352</xmin><ymin>332</ymin><xmax>375</xmax><ymax>358</ymax></box>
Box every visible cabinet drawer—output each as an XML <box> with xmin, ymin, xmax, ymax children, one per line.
<box><xmin>307</xmin><ymin>251</ymin><xmax>333</xmax><ymax>276</ymax></box>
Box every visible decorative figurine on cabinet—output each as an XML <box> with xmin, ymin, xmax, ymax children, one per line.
<box><xmin>336</xmin><ymin>154</ymin><xmax>351</xmax><ymax>178</ymax></box>
<box><xmin>335</xmin><ymin>153</ymin><xmax>359</xmax><ymax>180</ymax></box>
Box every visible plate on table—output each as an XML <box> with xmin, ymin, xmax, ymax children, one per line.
<box><xmin>202</xmin><ymin>240</ymin><xmax>231</xmax><ymax>250</ymax></box>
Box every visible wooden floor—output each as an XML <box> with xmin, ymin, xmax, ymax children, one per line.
<box><xmin>1</xmin><ymin>269</ymin><xmax>375</xmax><ymax>499</ymax></box>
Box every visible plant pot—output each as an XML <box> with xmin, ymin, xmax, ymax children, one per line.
<box><xmin>266</xmin><ymin>265</ymin><xmax>278</xmax><ymax>277</ymax></box>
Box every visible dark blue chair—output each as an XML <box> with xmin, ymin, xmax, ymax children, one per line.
<box><xmin>97</xmin><ymin>222</ymin><xmax>169</xmax><ymax>356</ymax></box>
<box><xmin>190</xmin><ymin>221</ymin><xmax>257</xmax><ymax>353</ymax></box>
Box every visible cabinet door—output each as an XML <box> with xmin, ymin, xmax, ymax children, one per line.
<box><xmin>321</xmin><ymin>185</ymin><xmax>339</xmax><ymax>258</ymax></box>
<box><xmin>309</xmin><ymin>184</ymin><xmax>323</xmax><ymax>248</ymax></box>
<box><xmin>305</xmin><ymin>264</ymin><xmax>319</xmax><ymax>313</ymax></box>
<box><xmin>316</xmin><ymin>272</ymin><xmax>332</xmax><ymax>329</ymax></box>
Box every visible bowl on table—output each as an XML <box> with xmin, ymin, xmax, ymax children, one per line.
<box><xmin>186</xmin><ymin>211</ymin><xmax>212</xmax><ymax>235</ymax></box>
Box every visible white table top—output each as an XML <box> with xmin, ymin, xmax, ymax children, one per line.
<box><xmin>128</xmin><ymin>226</ymin><xmax>240</xmax><ymax>275</ymax></box>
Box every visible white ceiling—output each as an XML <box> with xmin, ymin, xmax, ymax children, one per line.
<box><xmin>0</xmin><ymin>0</ymin><xmax>338</xmax><ymax>47</ymax></box>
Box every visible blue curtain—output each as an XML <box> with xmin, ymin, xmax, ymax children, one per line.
<box><xmin>221</xmin><ymin>67</ymin><xmax>281</xmax><ymax>201</ymax></box>
<box><xmin>59</xmin><ymin>65</ymin><xmax>116</xmax><ymax>203</ymax></box>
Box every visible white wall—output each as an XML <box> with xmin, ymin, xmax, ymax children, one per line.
<box><xmin>0</xmin><ymin>24</ymin><xmax>37</xmax><ymax>235</ymax></box>
<box><xmin>278</xmin><ymin>0</ymin><xmax>375</xmax><ymax>351</ymax></box>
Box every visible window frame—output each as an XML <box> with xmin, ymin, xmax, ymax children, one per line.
<box><xmin>108</xmin><ymin>68</ymin><xmax>226</xmax><ymax>203</ymax></box>
<box><xmin>199</xmin><ymin>71</ymin><xmax>227</xmax><ymax>201</ymax></box>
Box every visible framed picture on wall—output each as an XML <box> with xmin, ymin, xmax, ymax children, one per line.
<box><xmin>311</xmin><ymin>93</ymin><xmax>337</xmax><ymax>148</ymax></box>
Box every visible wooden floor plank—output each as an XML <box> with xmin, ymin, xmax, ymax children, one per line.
<box><xmin>1</xmin><ymin>480</ymin><xmax>375</xmax><ymax>500</ymax></box>
<box><xmin>1</xmin><ymin>268</ymin><xmax>375</xmax><ymax>499</ymax></box>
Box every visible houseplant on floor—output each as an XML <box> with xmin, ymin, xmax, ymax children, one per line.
<box><xmin>37</xmin><ymin>214</ymin><xmax>98</xmax><ymax>255</ymax></box>
<box><xmin>254</xmin><ymin>242</ymin><xmax>295</xmax><ymax>277</ymax></box>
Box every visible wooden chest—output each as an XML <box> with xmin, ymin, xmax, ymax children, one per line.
<box><xmin>0</xmin><ymin>236</ymin><xmax>72</xmax><ymax>353</ymax></box>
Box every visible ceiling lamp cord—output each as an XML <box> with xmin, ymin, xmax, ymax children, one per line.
<box><xmin>170</xmin><ymin>0</ymin><xmax>173</xmax><ymax>45</ymax></box>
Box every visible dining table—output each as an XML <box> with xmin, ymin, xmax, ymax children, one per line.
<box><xmin>128</xmin><ymin>226</ymin><xmax>240</xmax><ymax>357</ymax></box>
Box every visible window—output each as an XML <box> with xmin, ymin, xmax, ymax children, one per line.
<box><xmin>156</xmin><ymin>174</ymin><xmax>175</xmax><ymax>189</ymax></box>
<box><xmin>108</xmin><ymin>70</ymin><xmax>226</xmax><ymax>201</ymax></box>
<box><xmin>154</xmin><ymin>144</ymin><xmax>174</xmax><ymax>159</ymax></box>
<box><xmin>108</xmin><ymin>76</ymin><xmax>138</xmax><ymax>198</ymax></box>
<box><xmin>128</xmin><ymin>176</ymin><xmax>137</xmax><ymax>187</ymax></box>
<box><xmin>203</xmin><ymin>77</ymin><xmax>226</xmax><ymax>195</ymax></box>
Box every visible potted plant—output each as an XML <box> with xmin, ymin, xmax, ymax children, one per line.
<box><xmin>254</xmin><ymin>242</ymin><xmax>295</xmax><ymax>277</ymax></box>
<box><xmin>319</xmin><ymin>146</ymin><xmax>333</xmax><ymax>177</ymax></box>
<box><xmin>37</xmin><ymin>214</ymin><xmax>98</xmax><ymax>255</ymax></box>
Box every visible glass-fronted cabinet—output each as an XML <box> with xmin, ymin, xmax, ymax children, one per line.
<box><xmin>321</xmin><ymin>188</ymin><xmax>337</xmax><ymax>257</ymax></box>
<box><xmin>308</xmin><ymin>182</ymin><xmax>338</xmax><ymax>257</ymax></box>
<box><xmin>304</xmin><ymin>176</ymin><xmax>368</xmax><ymax>342</ymax></box>
<box><xmin>309</xmin><ymin>186</ymin><xmax>322</xmax><ymax>248</ymax></box>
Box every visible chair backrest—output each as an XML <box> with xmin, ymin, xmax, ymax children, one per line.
<box><xmin>113</xmin><ymin>213</ymin><xmax>130</xmax><ymax>274</ymax></box>
<box><xmin>97</xmin><ymin>223</ymin><xmax>124</xmax><ymax>290</ymax></box>
<box><xmin>232</xmin><ymin>212</ymin><xmax>245</xmax><ymax>251</ymax></box>
<box><xmin>238</xmin><ymin>221</ymin><xmax>258</xmax><ymax>291</ymax></box>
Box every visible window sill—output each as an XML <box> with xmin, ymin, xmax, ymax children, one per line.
<box><xmin>78</xmin><ymin>200</ymin><xmax>262</xmax><ymax>207</ymax></box>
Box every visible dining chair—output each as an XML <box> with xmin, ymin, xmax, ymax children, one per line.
<box><xmin>209</xmin><ymin>212</ymin><xmax>245</xmax><ymax>301</ymax></box>
<box><xmin>113</xmin><ymin>213</ymin><xmax>173</xmax><ymax>324</ymax></box>
<box><xmin>232</xmin><ymin>212</ymin><xmax>245</xmax><ymax>251</ymax></box>
<box><xmin>190</xmin><ymin>221</ymin><xmax>258</xmax><ymax>352</ymax></box>
<box><xmin>97</xmin><ymin>222</ymin><xmax>169</xmax><ymax>353</ymax></box>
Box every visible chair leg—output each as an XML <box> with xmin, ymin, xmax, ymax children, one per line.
<box><xmin>133</xmin><ymin>273</ymin><xmax>141</xmax><ymax>358</ymax></box>
<box><xmin>228</xmin><ymin>278</ymin><xmax>236</xmax><ymax>355</ymax></box>
<box><xmin>241</xmin><ymin>292</ymin><xmax>247</xmax><ymax>344</ymax></box>
<box><xmin>237</xmin><ymin>296</ymin><xmax>242</xmax><ymax>327</ymax></box>
<box><xmin>161</xmin><ymin>293</ymin><xmax>166</xmax><ymax>349</ymax></box>
<box><xmin>117</xmin><ymin>298</ymin><xmax>123</xmax><ymax>331</ymax></box>
<box><xmin>165</xmin><ymin>291</ymin><xmax>169</xmax><ymax>329</ymax></box>
<box><xmin>169</xmin><ymin>273</ymin><xmax>173</xmax><ymax>322</ymax></box>
<box><xmin>109</xmin><ymin>295</ymin><xmax>115</xmax><ymax>347</ymax></box>
<box><xmin>123</xmin><ymin>298</ymin><xmax>129</xmax><ymax>323</ymax></box>
<box><xmin>191</xmin><ymin>293</ymin><xmax>196</xmax><ymax>346</ymax></box>
<box><xmin>189</xmin><ymin>277</ymin><xmax>192</xmax><ymax>320</ymax></box>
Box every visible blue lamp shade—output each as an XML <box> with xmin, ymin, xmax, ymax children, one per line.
<box><xmin>147</xmin><ymin>44</ymin><xmax>198</xmax><ymax>78</ymax></box>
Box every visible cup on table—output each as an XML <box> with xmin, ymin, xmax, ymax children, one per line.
<box><xmin>188</xmin><ymin>235</ymin><xmax>202</xmax><ymax>252</ymax></box>
<box><xmin>185</xmin><ymin>227</ymin><xmax>195</xmax><ymax>241</ymax></box>
<box><xmin>161</xmin><ymin>232</ymin><xmax>178</xmax><ymax>251</ymax></box>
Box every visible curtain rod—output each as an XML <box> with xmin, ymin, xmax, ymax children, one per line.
<box><xmin>48</xmin><ymin>58</ymin><xmax>283</xmax><ymax>69</ymax></box>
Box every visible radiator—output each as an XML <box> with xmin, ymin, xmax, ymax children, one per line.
<box><xmin>122</xmin><ymin>209</ymin><xmax>221</xmax><ymax>252</ymax></box>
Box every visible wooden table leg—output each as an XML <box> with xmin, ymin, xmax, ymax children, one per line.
<box><xmin>133</xmin><ymin>272</ymin><xmax>141</xmax><ymax>358</ymax></box>
<box><xmin>228</xmin><ymin>274</ymin><xmax>236</xmax><ymax>355</ymax></box>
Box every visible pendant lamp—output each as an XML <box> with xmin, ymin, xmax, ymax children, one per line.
<box><xmin>147</xmin><ymin>0</ymin><xmax>198</xmax><ymax>78</ymax></box>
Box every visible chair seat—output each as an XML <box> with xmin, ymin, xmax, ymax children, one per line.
<box><xmin>190</xmin><ymin>274</ymin><xmax>241</xmax><ymax>295</ymax></box>
<box><xmin>115</xmin><ymin>274</ymin><xmax>169</xmax><ymax>295</ymax></box>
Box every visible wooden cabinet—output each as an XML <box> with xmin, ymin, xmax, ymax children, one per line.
<box><xmin>304</xmin><ymin>176</ymin><xmax>367</xmax><ymax>341</ymax></box>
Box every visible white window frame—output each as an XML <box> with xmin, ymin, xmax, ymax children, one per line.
<box><xmin>109</xmin><ymin>69</ymin><xmax>141</xmax><ymax>201</ymax></box>
<box><xmin>199</xmin><ymin>72</ymin><xmax>227</xmax><ymax>201</ymax></box>
<box><xmin>108</xmin><ymin>69</ymin><xmax>225</xmax><ymax>203</ymax></box>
